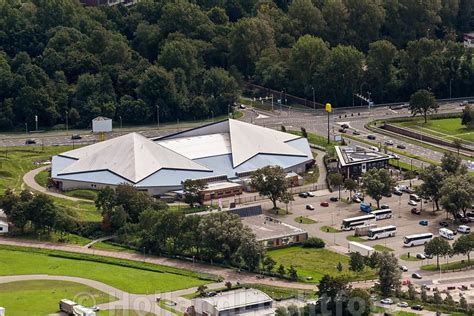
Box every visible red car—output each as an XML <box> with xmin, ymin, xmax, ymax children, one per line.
<box><xmin>320</xmin><ymin>201</ymin><xmax>329</xmax><ymax>207</ymax></box>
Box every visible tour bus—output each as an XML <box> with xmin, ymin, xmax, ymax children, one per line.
<box><xmin>403</xmin><ymin>233</ymin><xmax>433</xmax><ymax>247</ymax></box>
<box><xmin>367</xmin><ymin>225</ymin><xmax>397</xmax><ymax>240</ymax></box>
<box><xmin>371</xmin><ymin>209</ymin><xmax>393</xmax><ymax>220</ymax></box>
<box><xmin>439</xmin><ymin>228</ymin><xmax>455</xmax><ymax>240</ymax></box>
<box><xmin>341</xmin><ymin>214</ymin><xmax>376</xmax><ymax>231</ymax></box>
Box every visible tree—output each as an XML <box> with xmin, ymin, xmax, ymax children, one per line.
<box><xmin>348</xmin><ymin>288</ymin><xmax>371</xmax><ymax>316</ymax></box>
<box><xmin>453</xmin><ymin>233</ymin><xmax>473</xmax><ymax>264</ymax></box>
<box><xmin>300</xmin><ymin>127</ymin><xmax>308</xmax><ymax>138</ymax></box>
<box><xmin>225</xmin><ymin>281</ymin><xmax>232</xmax><ymax>290</ymax></box>
<box><xmin>408</xmin><ymin>283</ymin><xmax>417</xmax><ymax>300</ymax></box>
<box><xmin>349</xmin><ymin>252</ymin><xmax>365</xmax><ymax>273</ymax></box>
<box><xmin>444</xmin><ymin>292</ymin><xmax>455</xmax><ymax>306</ymax></box>
<box><xmin>197</xmin><ymin>285</ymin><xmax>208</xmax><ymax>297</ymax></box>
<box><xmin>433</xmin><ymin>289</ymin><xmax>443</xmax><ymax>305</ymax></box>
<box><xmin>366</xmin><ymin>252</ymin><xmax>381</xmax><ymax>269</ymax></box>
<box><xmin>452</xmin><ymin>138</ymin><xmax>463</xmax><ymax>156</ymax></box>
<box><xmin>441</xmin><ymin>151</ymin><xmax>464</xmax><ymax>175</ymax></box>
<box><xmin>336</xmin><ymin>262</ymin><xmax>343</xmax><ymax>272</ymax></box>
<box><xmin>417</xmin><ymin>165</ymin><xmax>445</xmax><ymax>211</ymax></box>
<box><xmin>378</xmin><ymin>253</ymin><xmax>401</xmax><ymax>297</ymax></box>
<box><xmin>183</xmin><ymin>179</ymin><xmax>206</xmax><ymax>206</ymax></box>
<box><xmin>237</xmin><ymin>230</ymin><xmax>265</xmax><ymax>271</ymax></box>
<box><xmin>343</xmin><ymin>178</ymin><xmax>358</xmax><ymax>200</ymax></box>
<box><xmin>440</xmin><ymin>175</ymin><xmax>474</xmax><ymax>218</ymax></box>
<box><xmin>250</xmin><ymin>166</ymin><xmax>290</xmax><ymax>209</ymax></box>
<box><xmin>461</xmin><ymin>105</ymin><xmax>473</xmax><ymax>127</ymax></box>
<box><xmin>459</xmin><ymin>295</ymin><xmax>468</xmax><ymax>311</ymax></box>
<box><xmin>277</xmin><ymin>264</ymin><xmax>286</xmax><ymax>276</ymax></box>
<box><xmin>421</xmin><ymin>286</ymin><xmax>428</xmax><ymax>302</ymax></box>
<box><xmin>262</xmin><ymin>256</ymin><xmax>276</xmax><ymax>272</ymax></box>
<box><xmin>361</xmin><ymin>169</ymin><xmax>395</xmax><ymax>209</ymax></box>
<box><xmin>288</xmin><ymin>0</ymin><xmax>326</xmax><ymax>38</ymax></box>
<box><xmin>317</xmin><ymin>274</ymin><xmax>349</xmax><ymax>298</ymax></box>
<box><xmin>424</xmin><ymin>237</ymin><xmax>452</xmax><ymax>269</ymax></box>
<box><xmin>287</xmin><ymin>265</ymin><xmax>298</xmax><ymax>281</ymax></box>
<box><xmin>409</xmin><ymin>89</ymin><xmax>438</xmax><ymax>123</ymax></box>
<box><xmin>328</xmin><ymin>173</ymin><xmax>344</xmax><ymax>200</ymax></box>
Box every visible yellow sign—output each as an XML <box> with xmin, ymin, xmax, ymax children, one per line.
<box><xmin>325</xmin><ymin>103</ymin><xmax>332</xmax><ymax>112</ymax></box>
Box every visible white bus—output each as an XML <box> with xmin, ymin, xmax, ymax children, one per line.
<box><xmin>372</xmin><ymin>209</ymin><xmax>393</xmax><ymax>220</ymax></box>
<box><xmin>368</xmin><ymin>225</ymin><xmax>397</xmax><ymax>240</ymax></box>
<box><xmin>403</xmin><ymin>233</ymin><xmax>433</xmax><ymax>247</ymax></box>
<box><xmin>341</xmin><ymin>214</ymin><xmax>376</xmax><ymax>231</ymax></box>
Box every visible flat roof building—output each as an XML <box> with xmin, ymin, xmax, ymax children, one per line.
<box><xmin>335</xmin><ymin>145</ymin><xmax>391</xmax><ymax>179</ymax></box>
<box><xmin>192</xmin><ymin>289</ymin><xmax>274</xmax><ymax>316</ymax></box>
<box><xmin>51</xmin><ymin>119</ymin><xmax>313</xmax><ymax>196</ymax></box>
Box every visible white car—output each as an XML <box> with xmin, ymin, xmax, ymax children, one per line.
<box><xmin>384</xmin><ymin>140</ymin><xmax>394</xmax><ymax>146</ymax></box>
<box><xmin>399</xmin><ymin>265</ymin><xmax>408</xmax><ymax>272</ymax></box>
<box><xmin>397</xmin><ymin>302</ymin><xmax>409</xmax><ymax>308</ymax></box>
<box><xmin>408</xmin><ymin>200</ymin><xmax>418</xmax><ymax>206</ymax></box>
<box><xmin>306</xmin><ymin>204</ymin><xmax>315</xmax><ymax>210</ymax></box>
<box><xmin>380</xmin><ymin>298</ymin><xmax>394</xmax><ymax>305</ymax></box>
<box><xmin>307</xmin><ymin>192</ymin><xmax>315</xmax><ymax>197</ymax></box>
<box><xmin>390</xmin><ymin>154</ymin><xmax>400</xmax><ymax>160</ymax></box>
<box><xmin>416</xmin><ymin>253</ymin><xmax>426</xmax><ymax>260</ymax></box>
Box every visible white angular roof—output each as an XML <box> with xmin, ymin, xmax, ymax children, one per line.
<box><xmin>228</xmin><ymin>119</ymin><xmax>305</xmax><ymax>167</ymax></box>
<box><xmin>58</xmin><ymin>133</ymin><xmax>209</xmax><ymax>183</ymax></box>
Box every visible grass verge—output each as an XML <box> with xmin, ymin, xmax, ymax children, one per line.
<box><xmin>295</xmin><ymin>216</ymin><xmax>317</xmax><ymax>224</ymax></box>
<box><xmin>159</xmin><ymin>299</ymin><xmax>184</xmax><ymax>316</ymax></box>
<box><xmin>373</xmin><ymin>244</ymin><xmax>394</xmax><ymax>252</ymax></box>
<box><xmin>267</xmin><ymin>246</ymin><xmax>376</xmax><ymax>282</ymax></box>
<box><xmin>0</xmin><ymin>245</ymin><xmax>215</xmax><ymax>294</ymax></box>
<box><xmin>34</xmin><ymin>169</ymin><xmax>50</xmax><ymax>187</ymax></box>
<box><xmin>420</xmin><ymin>259</ymin><xmax>474</xmax><ymax>271</ymax></box>
<box><xmin>97</xmin><ymin>311</ymin><xmax>155</xmax><ymax>316</ymax></box>
<box><xmin>320</xmin><ymin>226</ymin><xmax>341</xmax><ymax>233</ymax></box>
<box><xmin>0</xmin><ymin>280</ymin><xmax>114</xmax><ymax>315</ymax></box>
<box><xmin>400</xmin><ymin>254</ymin><xmax>423</xmax><ymax>262</ymax></box>
<box><xmin>64</xmin><ymin>189</ymin><xmax>98</xmax><ymax>200</ymax></box>
<box><xmin>346</xmin><ymin>235</ymin><xmax>366</xmax><ymax>242</ymax></box>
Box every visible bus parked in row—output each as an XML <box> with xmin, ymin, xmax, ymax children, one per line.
<box><xmin>367</xmin><ymin>225</ymin><xmax>397</xmax><ymax>240</ymax></box>
<box><xmin>341</xmin><ymin>214</ymin><xmax>376</xmax><ymax>231</ymax></box>
<box><xmin>371</xmin><ymin>209</ymin><xmax>393</xmax><ymax>220</ymax></box>
<box><xmin>403</xmin><ymin>233</ymin><xmax>433</xmax><ymax>247</ymax></box>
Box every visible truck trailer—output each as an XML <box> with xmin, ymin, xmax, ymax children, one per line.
<box><xmin>348</xmin><ymin>241</ymin><xmax>375</xmax><ymax>256</ymax></box>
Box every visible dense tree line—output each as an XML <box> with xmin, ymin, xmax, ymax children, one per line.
<box><xmin>0</xmin><ymin>0</ymin><xmax>473</xmax><ymax>130</ymax></box>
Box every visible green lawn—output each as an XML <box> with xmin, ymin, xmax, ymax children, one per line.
<box><xmin>289</xmin><ymin>130</ymin><xmax>337</xmax><ymax>153</ymax></box>
<box><xmin>34</xmin><ymin>169</ymin><xmax>50</xmax><ymax>187</ymax></box>
<box><xmin>346</xmin><ymin>235</ymin><xmax>366</xmax><ymax>242</ymax></box>
<box><xmin>0</xmin><ymin>280</ymin><xmax>114</xmax><ymax>316</ymax></box>
<box><xmin>373</xmin><ymin>244</ymin><xmax>394</xmax><ymax>252</ymax></box>
<box><xmin>64</xmin><ymin>189</ymin><xmax>99</xmax><ymax>200</ymax></box>
<box><xmin>267</xmin><ymin>246</ymin><xmax>376</xmax><ymax>282</ymax></box>
<box><xmin>246</xmin><ymin>283</ymin><xmax>317</xmax><ymax>300</ymax></box>
<box><xmin>5</xmin><ymin>230</ymin><xmax>92</xmax><ymax>246</ymax></box>
<box><xmin>159</xmin><ymin>299</ymin><xmax>184</xmax><ymax>316</ymax></box>
<box><xmin>92</xmin><ymin>241</ymin><xmax>137</xmax><ymax>253</ymax></box>
<box><xmin>294</xmin><ymin>216</ymin><xmax>317</xmax><ymax>224</ymax></box>
<box><xmin>97</xmin><ymin>311</ymin><xmax>155</xmax><ymax>316</ymax></box>
<box><xmin>420</xmin><ymin>259</ymin><xmax>474</xmax><ymax>271</ymax></box>
<box><xmin>400</xmin><ymin>253</ymin><xmax>423</xmax><ymax>262</ymax></box>
<box><xmin>394</xmin><ymin>117</ymin><xmax>474</xmax><ymax>143</ymax></box>
<box><xmin>320</xmin><ymin>226</ymin><xmax>341</xmax><ymax>233</ymax></box>
<box><xmin>0</xmin><ymin>246</ymin><xmax>213</xmax><ymax>294</ymax></box>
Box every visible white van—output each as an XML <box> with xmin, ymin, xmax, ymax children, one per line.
<box><xmin>439</xmin><ymin>228</ymin><xmax>455</xmax><ymax>240</ymax></box>
<box><xmin>409</xmin><ymin>194</ymin><xmax>421</xmax><ymax>202</ymax></box>
<box><xmin>457</xmin><ymin>225</ymin><xmax>471</xmax><ymax>234</ymax></box>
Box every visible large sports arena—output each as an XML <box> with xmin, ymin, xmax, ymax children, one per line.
<box><xmin>51</xmin><ymin>119</ymin><xmax>314</xmax><ymax>196</ymax></box>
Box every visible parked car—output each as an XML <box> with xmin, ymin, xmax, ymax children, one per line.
<box><xmin>306</xmin><ymin>204</ymin><xmax>315</xmax><ymax>211</ymax></box>
<box><xmin>352</xmin><ymin>130</ymin><xmax>361</xmax><ymax>135</ymax></box>
<box><xmin>412</xmin><ymin>273</ymin><xmax>422</xmax><ymax>279</ymax></box>
<box><xmin>416</xmin><ymin>253</ymin><xmax>426</xmax><ymax>260</ymax></box>
<box><xmin>397</xmin><ymin>302</ymin><xmax>409</xmax><ymax>308</ymax></box>
<box><xmin>381</xmin><ymin>204</ymin><xmax>390</xmax><ymax>209</ymax></box>
<box><xmin>330</xmin><ymin>197</ymin><xmax>339</xmax><ymax>202</ymax></box>
<box><xmin>396</xmin><ymin>144</ymin><xmax>406</xmax><ymax>149</ymax></box>
<box><xmin>408</xmin><ymin>200</ymin><xmax>417</xmax><ymax>206</ymax></box>
<box><xmin>341</xmin><ymin>123</ymin><xmax>349</xmax><ymax>129</ymax></box>
<box><xmin>411</xmin><ymin>305</ymin><xmax>424</xmax><ymax>311</ymax></box>
<box><xmin>320</xmin><ymin>201</ymin><xmax>329</xmax><ymax>207</ymax></box>
<box><xmin>352</xmin><ymin>196</ymin><xmax>361</xmax><ymax>203</ymax></box>
<box><xmin>411</xmin><ymin>208</ymin><xmax>421</xmax><ymax>215</ymax></box>
<box><xmin>457</xmin><ymin>225</ymin><xmax>470</xmax><ymax>234</ymax></box>
<box><xmin>239</xmin><ymin>104</ymin><xmax>246</xmax><ymax>109</ymax></box>
<box><xmin>384</xmin><ymin>140</ymin><xmax>394</xmax><ymax>146</ymax></box>
<box><xmin>307</xmin><ymin>192</ymin><xmax>315</xmax><ymax>197</ymax></box>
<box><xmin>299</xmin><ymin>192</ymin><xmax>309</xmax><ymax>198</ymax></box>
<box><xmin>419</xmin><ymin>220</ymin><xmax>428</xmax><ymax>226</ymax></box>
<box><xmin>404</xmin><ymin>187</ymin><xmax>415</xmax><ymax>194</ymax></box>
<box><xmin>380</xmin><ymin>298</ymin><xmax>394</xmax><ymax>305</ymax></box>
<box><xmin>390</xmin><ymin>154</ymin><xmax>400</xmax><ymax>160</ymax></box>
<box><xmin>393</xmin><ymin>189</ymin><xmax>403</xmax><ymax>196</ymax></box>
<box><xmin>439</xmin><ymin>221</ymin><xmax>449</xmax><ymax>227</ymax></box>
<box><xmin>367</xmin><ymin>135</ymin><xmax>376</xmax><ymax>140</ymax></box>
<box><xmin>424</xmin><ymin>253</ymin><xmax>433</xmax><ymax>259</ymax></box>
<box><xmin>71</xmin><ymin>134</ymin><xmax>82</xmax><ymax>140</ymax></box>
<box><xmin>399</xmin><ymin>265</ymin><xmax>408</xmax><ymax>272</ymax></box>
<box><xmin>383</xmin><ymin>192</ymin><xmax>392</xmax><ymax>198</ymax></box>
<box><xmin>25</xmin><ymin>138</ymin><xmax>36</xmax><ymax>144</ymax></box>
<box><xmin>338</xmin><ymin>128</ymin><xmax>347</xmax><ymax>133</ymax></box>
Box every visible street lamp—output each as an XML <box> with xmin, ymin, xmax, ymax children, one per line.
<box><xmin>449</xmin><ymin>78</ymin><xmax>453</xmax><ymax>99</ymax></box>
<box><xmin>119</xmin><ymin>116</ymin><xmax>122</xmax><ymax>129</ymax></box>
<box><xmin>65</xmin><ymin>111</ymin><xmax>68</xmax><ymax>135</ymax></box>
<box><xmin>25</xmin><ymin>122</ymin><xmax>28</xmax><ymax>135</ymax></box>
<box><xmin>311</xmin><ymin>87</ymin><xmax>315</xmax><ymax>109</ymax></box>
<box><xmin>156</xmin><ymin>104</ymin><xmax>160</xmax><ymax>128</ymax></box>
<box><xmin>211</xmin><ymin>110</ymin><xmax>214</xmax><ymax>121</ymax></box>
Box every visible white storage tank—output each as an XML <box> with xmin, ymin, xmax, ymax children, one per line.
<box><xmin>92</xmin><ymin>117</ymin><xmax>112</xmax><ymax>133</ymax></box>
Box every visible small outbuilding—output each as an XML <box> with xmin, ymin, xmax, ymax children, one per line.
<box><xmin>0</xmin><ymin>221</ymin><xmax>8</xmax><ymax>234</ymax></box>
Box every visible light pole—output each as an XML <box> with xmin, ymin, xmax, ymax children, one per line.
<box><xmin>325</xmin><ymin>103</ymin><xmax>332</xmax><ymax>144</ymax></box>
<box><xmin>65</xmin><ymin>111</ymin><xmax>68</xmax><ymax>135</ymax></box>
<box><xmin>119</xmin><ymin>116</ymin><xmax>122</xmax><ymax>129</ymax></box>
<box><xmin>35</xmin><ymin>115</ymin><xmax>38</xmax><ymax>132</ymax></box>
<box><xmin>25</xmin><ymin>122</ymin><xmax>28</xmax><ymax>135</ymax></box>
<box><xmin>211</xmin><ymin>110</ymin><xmax>214</xmax><ymax>121</ymax></box>
<box><xmin>157</xmin><ymin>105</ymin><xmax>161</xmax><ymax>128</ymax></box>
<box><xmin>228</xmin><ymin>104</ymin><xmax>231</xmax><ymax>118</ymax></box>
<box><xmin>312</xmin><ymin>87</ymin><xmax>315</xmax><ymax>109</ymax></box>
<box><xmin>449</xmin><ymin>78</ymin><xmax>453</xmax><ymax>99</ymax></box>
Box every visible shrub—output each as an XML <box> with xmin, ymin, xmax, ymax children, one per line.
<box><xmin>302</xmin><ymin>237</ymin><xmax>325</xmax><ymax>248</ymax></box>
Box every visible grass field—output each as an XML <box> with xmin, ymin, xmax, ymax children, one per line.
<box><xmin>267</xmin><ymin>246</ymin><xmax>376</xmax><ymax>282</ymax></box>
<box><xmin>294</xmin><ymin>216</ymin><xmax>317</xmax><ymax>224</ymax></box>
<box><xmin>159</xmin><ymin>299</ymin><xmax>184</xmax><ymax>316</ymax></box>
<box><xmin>320</xmin><ymin>225</ymin><xmax>341</xmax><ymax>233</ymax></box>
<box><xmin>421</xmin><ymin>259</ymin><xmax>474</xmax><ymax>271</ymax></box>
<box><xmin>346</xmin><ymin>235</ymin><xmax>366</xmax><ymax>242</ymax></box>
<box><xmin>400</xmin><ymin>253</ymin><xmax>423</xmax><ymax>262</ymax></box>
<box><xmin>97</xmin><ymin>311</ymin><xmax>155</xmax><ymax>316</ymax></box>
<box><xmin>289</xmin><ymin>130</ymin><xmax>337</xmax><ymax>153</ymax></box>
<box><xmin>373</xmin><ymin>245</ymin><xmax>394</xmax><ymax>252</ymax></box>
<box><xmin>64</xmin><ymin>189</ymin><xmax>99</xmax><ymax>200</ymax></box>
<box><xmin>0</xmin><ymin>280</ymin><xmax>113</xmax><ymax>316</ymax></box>
<box><xmin>394</xmin><ymin>117</ymin><xmax>474</xmax><ymax>143</ymax></box>
<box><xmin>34</xmin><ymin>169</ymin><xmax>50</xmax><ymax>187</ymax></box>
<box><xmin>0</xmin><ymin>246</ymin><xmax>213</xmax><ymax>294</ymax></box>
<box><xmin>6</xmin><ymin>230</ymin><xmax>92</xmax><ymax>246</ymax></box>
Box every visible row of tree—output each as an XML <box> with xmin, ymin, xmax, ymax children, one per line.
<box><xmin>424</xmin><ymin>234</ymin><xmax>473</xmax><ymax>269</ymax></box>
<box><xmin>1</xmin><ymin>1</ymin><xmax>474</xmax><ymax>130</ymax></box>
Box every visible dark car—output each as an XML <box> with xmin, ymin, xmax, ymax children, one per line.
<box><xmin>298</xmin><ymin>192</ymin><xmax>309</xmax><ymax>198</ymax></box>
<box><xmin>338</xmin><ymin>128</ymin><xmax>347</xmax><ymax>133</ymax></box>
<box><xmin>411</xmin><ymin>305</ymin><xmax>423</xmax><ymax>311</ymax></box>
<box><xmin>411</xmin><ymin>273</ymin><xmax>422</xmax><ymax>279</ymax></box>
<box><xmin>393</xmin><ymin>189</ymin><xmax>403</xmax><ymax>196</ymax></box>
<box><xmin>439</xmin><ymin>221</ymin><xmax>449</xmax><ymax>227</ymax></box>
<box><xmin>71</xmin><ymin>134</ymin><xmax>82</xmax><ymax>140</ymax></box>
<box><xmin>320</xmin><ymin>201</ymin><xmax>329</xmax><ymax>207</ymax></box>
<box><xmin>25</xmin><ymin>138</ymin><xmax>37</xmax><ymax>145</ymax></box>
<box><xmin>396</xmin><ymin>144</ymin><xmax>406</xmax><ymax>149</ymax></box>
<box><xmin>367</xmin><ymin>135</ymin><xmax>376</xmax><ymax>140</ymax></box>
<box><xmin>411</xmin><ymin>208</ymin><xmax>421</xmax><ymax>215</ymax></box>
<box><xmin>341</xmin><ymin>123</ymin><xmax>349</xmax><ymax>129</ymax></box>
<box><xmin>352</xmin><ymin>130</ymin><xmax>361</xmax><ymax>135</ymax></box>
<box><xmin>330</xmin><ymin>197</ymin><xmax>339</xmax><ymax>202</ymax></box>
<box><xmin>383</xmin><ymin>192</ymin><xmax>392</xmax><ymax>198</ymax></box>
